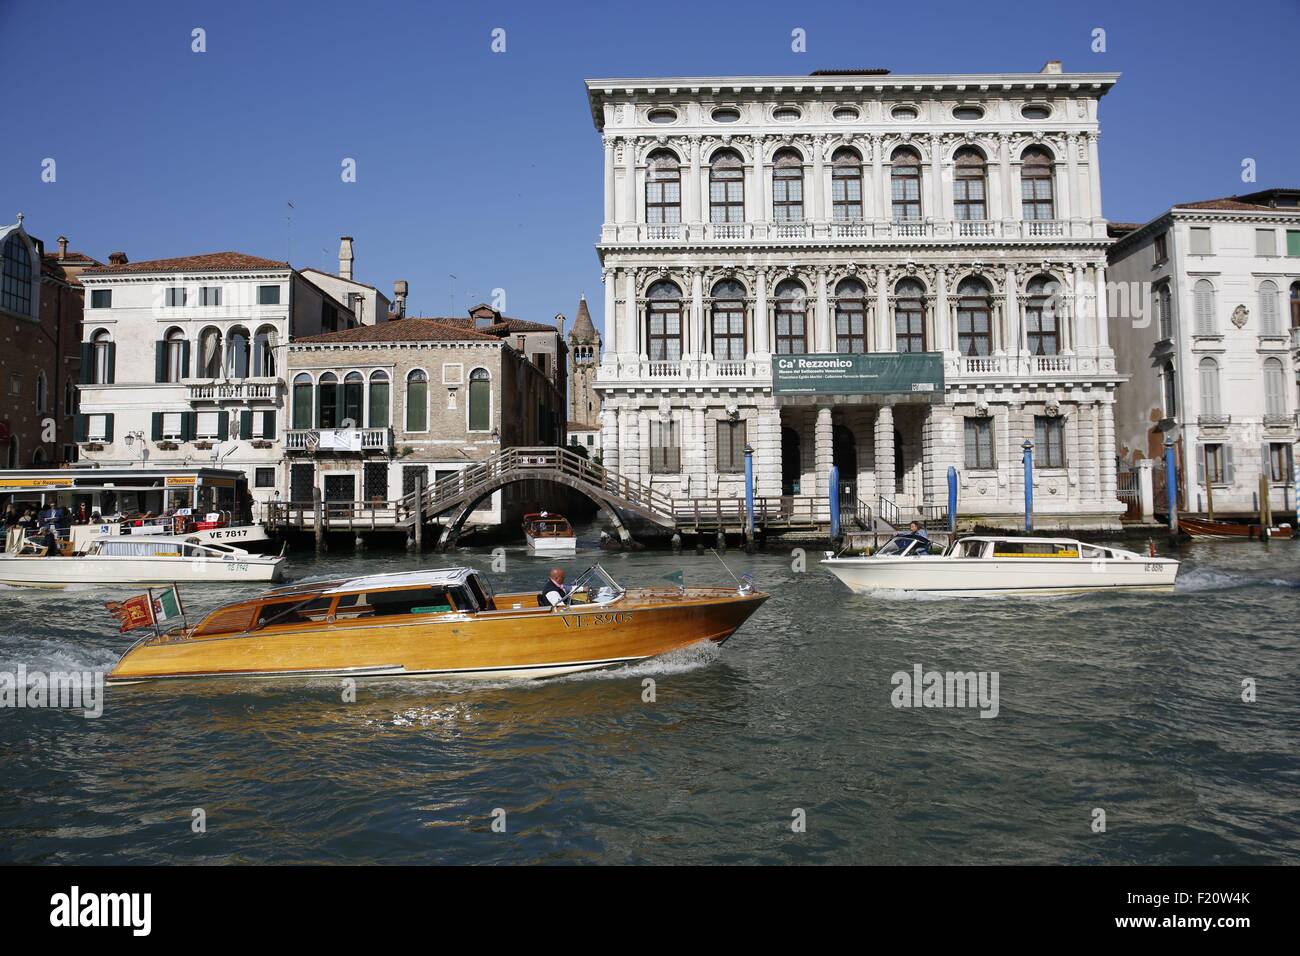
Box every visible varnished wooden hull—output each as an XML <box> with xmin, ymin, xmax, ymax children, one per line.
<box><xmin>1180</xmin><ymin>517</ymin><xmax>1294</xmax><ymax>540</ymax></box>
<box><xmin>107</xmin><ymin>587</ymin><xmax>767</xmax><ymax>684</ymax></box>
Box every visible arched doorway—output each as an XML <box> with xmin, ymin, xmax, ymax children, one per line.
<box><xmin>781</xmin><ymin>427</ymin><xmax>801</xmax><ymax>495</ymax></box>
<box><xmin>833</xmin><ymin>424</ymin><xmax>858</xmax><ymax>511</ymax></box>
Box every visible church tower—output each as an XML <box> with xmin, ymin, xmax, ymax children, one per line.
<box><xmin>567</xmin><ymin>294</ymin><xmax>602</xmax><ymax>428</ymax></box>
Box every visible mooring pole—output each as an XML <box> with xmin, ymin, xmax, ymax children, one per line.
<box><xmin>947</xmin><ymin>465</ymin><xmax>958</xmax><ymax>534</ymax></box>
<box><xmin>743</xmin><ymin>442</ymin><xmax>755</xmax><ymax>540</ymax></box>
<box><xmin>1022</xmin><ymin>439</ymin><xmax>1034</xmax><ymax>533</ymax></box>
<box><xmin>312</xmin><ymin>486</ymin><xmax>325</xmax><ymax>553</ymax></box>
<box><xmin>1164</xmin><ymin>438</ymin><xmax>1179</xmax><ymax>540</ymax></box>
<box><xmin>413</xmin><ymin>473</ymin><xmax>424</xmax><ymax>552</ymax></box>
<box><xmin>828</xmin><ymin>463</ymin><xmax>840</xmax><ymax>541</ymax></box>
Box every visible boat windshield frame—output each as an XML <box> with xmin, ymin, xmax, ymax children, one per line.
<box><xmin>562</xmin><ymin>564</ymin><xmax>625</xmax><ymax>607</ymax></box>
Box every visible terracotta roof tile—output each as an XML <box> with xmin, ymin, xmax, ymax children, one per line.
<box><xmin>293</xmin><ymin>318</ymin><xmax>501</xmax><ymax>344</ymax></box>
<box><xmin>1172</xmin><ymin>197</ymin><xmax>1275</xmax><ymax>212</ymax></box>
<box><xmin>436</xmin><ymin>316</ymin><xmax>559</xmax><ymax>334</ymax></box>
<box><xmin>82</xmin><ymin>251</ymin><xmax>291</xmax><ymax>275</ymax></box>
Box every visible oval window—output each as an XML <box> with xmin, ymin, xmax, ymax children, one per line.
<box><xmin>711</xmin><ymin>107</ymin><xmax>741</xmax><ymax>124</ymax></box>
<box><xmin>891</xmin><ymin>106</ymin><xmax>918</xmax><ymax>120</ymax></box>
<box><xmin>773</xmin><ymin>107</ymin><xmax>801</xmax><ymax>122</ymax></box>
<box><xmin>953</xmin><ymin>106</ymin><xmax>984</xmax><ymax>120</ymax></box>
<box><xmin>1021</xmin><ymin>104</ymin><xmax>1051</xmax><ymax>120</ymax></box>
<box><xmin>832</xmin><ymin>106</ymin><xmax>860</xmax><ymax>121</ymax></box>
<box><xmin>647</xmin><ymin>108</ymin><xmax>677</xmax><ymax>125</ymax></box>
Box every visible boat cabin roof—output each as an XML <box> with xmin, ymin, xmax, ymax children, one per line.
<box><xmin>958</xmin><ymin>536</ymin><xmax>1085</xmax><ymax>545</ymax></box>
<box><xmin>263</xmin><ymin>567</ymin><xmax>477</xmax><ymax>599</ymax></box>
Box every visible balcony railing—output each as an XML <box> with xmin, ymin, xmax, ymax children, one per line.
<box><xmin>644</xmin><ymin>222</ymin><xmax>682</xmax><ymax>241</ymax></box>
<box><xmin>1263</xmin><ymin>413</ymin><xmax>1294</xmax><ymax>428</ymax></box>
<box><xmin>772</xmin><ymin>220</ymin><xmax>809</xmax><ymax>239</ymax></box>
<box><xmin>955</xmin><ymin>219</ymin><xmax>996</xmax><ymax>238</ymax></box>
<box><xmin>1197</xmin><ymin>414</ymin><xmax>1232</xmax><ymax>427</ymax></box>
<box><xmin>610</xmin><ymin>217</ymin><xmax>1092</xmax><ymax>244</ymax></box>
<box><xmin>888</xmin><ymin>218</ymin><xmax>931</xmax><ymax>238</ymax></box>
<box><xmin>609</xmin><ymin>359</ymin><xmax>772</xmax><ymax>382</ymax></box>
<box><xmin>830</xmin><ymin>219</ymin><xmax>872</xmax><ymax>239</ymax></box>
<box><xmin>285</xmin><ymin>427</ymin><xmax>393</xmax><ymax>453</ymax></box>
<box><xmin>187</xmin><ymin>379</ymin><xmax>279</xmax><ymax>402</ymax></box>
<box><xmin>1024</xmin><ymin>219</ymin><xmax>1066</xmax><ymax>237</ymax></box>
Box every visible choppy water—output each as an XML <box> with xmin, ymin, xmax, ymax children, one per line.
<box><xmin>2</xmin><ymin>529</ymin><xmax>1298</xmax><ymax>864</ymax></box>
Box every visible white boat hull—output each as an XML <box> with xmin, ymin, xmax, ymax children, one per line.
<box><xmin>527</xmin><ymin>534</ymin><xmax>577</xmax><ymax>552</ymax></box>
<box><xmin>822</xmin><ymin>555</ymin><xmax>1179</xmax><ymax>596</ymax></box>
<box><xmin>0</xmin><ymin>554</ymin><xmax>284</xmax><ymax>589</ymax></box>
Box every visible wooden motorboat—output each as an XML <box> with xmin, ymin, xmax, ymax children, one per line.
<box><xmin>1178</xmin><ymin>516</ymin><xmax>1294</xmax><ymax>540</ymax></box>
<box><xmin>0</xmin><ymin>533</ymin><xmax>285</xmax><ymax>588</ymax></box>
<box><xmin>106</xmin><ymin>565</ymin><xmax>767</xmax><ymax>684</ymax></box>
<box><xmin>822</xmin><ymin>534</ymin><xmax>1179</xmax><ymax>596</ymax></box>
<box><xmin>523</xmin><ymin>512</ymin><xmax>576</xmax><ymax>551</ymax></box>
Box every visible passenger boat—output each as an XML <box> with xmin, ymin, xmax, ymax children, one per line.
<box><xmin>106</xmin><ymin>565</ymin><xmax>767</xmax><ymax>684</ymax></box>
<box><xmin>822</xmin><ymin>534</ymin><xmax>1179</xmax><ymax>596</ymax></box>
<box><xmin>523</xmin><ymin>512</ymin><xmax>576</xmax><ymax>551</ymax></box>
<box><xmin>0</xmin><ymin>533</ymin><xmax>285</xmax><ymax>588</ymax></box>
<box><xmin>1178</xmin><ymin>516</ymin><xmax>1294</xmax><ymax>540</ymax></box>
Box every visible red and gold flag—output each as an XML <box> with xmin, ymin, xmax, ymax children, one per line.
<box><xmin>103</xmin><ymin>593</ymin><xmax>155</xmax><ymax>634</ymax></box>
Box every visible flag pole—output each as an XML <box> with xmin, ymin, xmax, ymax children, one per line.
<box><xmin>146</xmin><ymin>587</ymin><xmax>161</xmax><ymax>640</ymax></box>
<box><xmin>173</xmin><ymin>582</ymin><xmax>189</xmax><ymax>632</ymax></box>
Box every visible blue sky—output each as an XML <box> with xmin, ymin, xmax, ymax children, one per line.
<box><xmin>3</xmin><ymin>0</ymin><xmax>1296</xmax><ymax>331</ymax></box>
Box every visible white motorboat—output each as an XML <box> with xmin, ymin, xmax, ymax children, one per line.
<box><xmin>0</xmin><ymin>533</ymin><xmax>285</xmax><ymax>588</ymax></box>
<box><xmin>68</xmin><ymin>516</ymin><xmax>275</xmax><ymax>553</ymax></box>
<box><xmin>523</xmin><ymin>512</ymin><xmax>577</xmax><ymax>551</ymax></box>
<box><xmin>822</xmin><ymin>534</ymin><xmax>1179</xmax><ymax>596</ymax></box>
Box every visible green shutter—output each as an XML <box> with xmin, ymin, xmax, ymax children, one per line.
<box><xmin>80</xmin><ymin>343</ymin><xmax>94</xmax><ymax>384</ymax></box>
<box><xmin>217</xmin><ymin>413</ymin><xmax>229</xmax><ymax>441</ymax></box>
<box><xmin>151</xmin><ymin>412</ymin><xmax>163</xmax><ymax>441</ymax></box>
<box><xmin>182</xmin><ymin>412</ymin><xmax>196</xmax><ymax>441</ymax></box>
<box><xmin>155</xmin><ymin>341</ymin><xmax>166</xmax><ymax>382</ymax></box>
<box><xmin>240</xmin><ymin>411</ymin><xmax>253</xmax><ymax>439</ymax></box>
<box><xmin>105</xmin><ymin>343</ymin><xmax>116</xmax><ymax>384</ymax></box>
<box><xmin>73</xmin><ymin>414</ymin><xmax>87</xmax><ymax>442</ymax></box>
<box><xmin>261</xmin><ymin>409</ymin><xmax>275</xmax><ymax>439</ymax></box>
<box><xmin>102</xmin><ymin>413</ymin><xmax>114</xmax><ymax>443</ymax></box>
<box><xmin>1288</xmin><ymin>230</ymin><xmax>1300</xmax><ymax>257</ymax></box>
<box><xmin>180</xmin><ymin>340</ymin><xmax>191</xmax><ymax>379</ymax></box>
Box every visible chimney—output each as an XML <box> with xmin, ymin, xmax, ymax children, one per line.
<box><xmin>393</xmin><ymin>279</ymin><xmax>408</xmax><ymax>319</ymax></box>
<box><xmin>338</xmin><ymin>236</ymin><xmax>354</xmax><ymax>280</ymax></box>
<box><xmin>554</xmin><ymin>312</ymin><xmax>566</xmax><ymax>336</ymax></box>
<box><xmin>108</xmin><ymin>251</ymin><xmax>129</xmax><ymax>266</ymax></box>
<box><xmin>1040</xmin><ymin>60</ymin><xmax>1063</xmax><ymax>74</ymax></box>
<box><xmin>57</xmin><ymin>236</ymin><xmax>68</xmax><ymax>260</ymax></box>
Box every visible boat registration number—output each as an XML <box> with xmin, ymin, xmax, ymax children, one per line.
<box><xmin>561</xmin><ymin>611</ymin><xmax>633</xmax><ymax>629</ymax></box>
<box><xmin>221</xmin><ymin>561</ymin><xmax>250</xmax><ymax>571</ymax></box>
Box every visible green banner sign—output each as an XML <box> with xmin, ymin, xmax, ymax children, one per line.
<box><xmin>772</xmin><ymin>352</ymin><xmax>945</xmax><ymax>398</ymax></box>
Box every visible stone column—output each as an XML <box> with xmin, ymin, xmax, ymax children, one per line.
<box><xmin>874</xmin><ymin>406</ymin><xmax>895</xmax><ymax>497</ymax></box>
<box><xmin>1065</xmin><ymin>134</ymin><xmax>1081</xmax><ymax>230</ymax></box>
<box><xmin>603</xmin><ymin>268</ymin><xmax>618</xmax><ymax>358</ymax></box>
<box><xmin>875</xmin><ymin>267</ymin><xmax>891</xmax><ymax>352</ymax></box>
<box><xmin>623</xmin><ymin>137</ymin><xmax>637</xmax><ymax>225</ymax></box>
<box><xmin>687</xmin><ymin>136</ymin><xmax>701</xmax><ymax>225</ymax></box>
<box><xmin>815</xmin><ymin>268</ymin><xmax>830</xmax><ymax>353</ymax></box>
<box><xmin>623</xmin><ymin>404</ymin><xmax>642</xmax><ymax>482</ymax></box>
<box><xmin>1093</xmin><ymin>263</ymin><xmax>1110</xmax><ymax>350</ymax></box>
<box><xmin>603</xmin><ymin>136</ymin><xmax>616</xmax><ymax>226</ymax></box>
<box><xmin>815</xmin><ymin>406</ymin><xmax>833</xmax><ymax>518</ymax></box>
<box><xmin>751</xmin><ymin>138</ymin><xmax>766</xmax><ymax>226</ymax></box>
<box><xmin>997</xmin><ymin>133</ymin><xmax>1014</xmax><ymax>224</ymax></box>
<box><xmin>623</xmin><ymin>269</ymin><xmax>639</xmax><ymax>359</ymax></box>
<box><xmin>929</xmin><ymin>134</ymin><xmax>944</xmax><ymax>223</ymax></box>
<box><xmin>871</xmin><ymin>134</ymin><xmax>886</xmax><ymax>226</ymax></box>
<box><xmin>1099</xmin><ymin>398</ymin><xmax>1117</xmax><ymax>502</ymax></box>
<box><xmin>810</xmin><ymin>136</ymin><xmax>824</xmax><ymax>224</ymax></box>
<box><xmin>691</xmin><ymin>268</ymin><xmax>704</xmax><ymax>360</ymax></box>
<box><xmin>934</xmin><ymin>267</ymin><xmax>950</xmax><ymax>354</ymax></box>
<box><xmin>1087</xmin><ymin>133</ymin><xmax>1103</xmax><ymax>224</ymax></box>
<box><xmin>1071</xmin><ymin>264</ymin><xmax>1090</xmax><ymax>351</ymax></box>
<box><xmin>603</xmin><ymin>405</ymin><xmax>620</xmax><ymax>472</ymax></box>
<box><xmin>692</xmin><ymin>406</ymin><xmax>707</xmax><ymax>497</ymax></box>
<box><xmin>755</xmin><ymin>269</ymin><xmax>769</xmax><ymax>357</ymax></box>
<box><xmin>1003</xmin><ymin>267</ymin><xmax>1018</xmax><ymax>356</ymax></box>
<box><xmin>758</xmin><ymin>404</ymin><xmax>782</xmax><ymax>497</ymax></box>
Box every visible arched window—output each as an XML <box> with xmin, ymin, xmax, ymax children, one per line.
<box><xmin>1263</xmin><ymin>357</ymin><xmax>1286</xmax><ymax>417</ymax></box>
<box><xmin>1155</xmin><ymin>283</ymin><xmax>1173</xmax><ymax>339</ymax></box>
<box><xmin>953</xmin><ymin>147</ymin><xmax>987</xmax><ymax>221</ymax></box>
<box><xmin>710</xmin><ymin>279</ymin><xmax>746</xmax><ymax>360</ymax></box>
<box><xmin>291</xmin><ymin>373</ymin><xmax>313</xmax><ymax>429</ymax></box>
<box><xmin>890</xmin><ymin>147</ymin><xmax>922</xmax><ymax>222</ymax></box>
<box><xmin>91</xmin><ymin>329</ymin><xmax>113</xmax><ymax>384</ymax></box>
<box><xmin>1020</xmin><ymin>147</ymin><xmax>1055</xmax><ymax>220</ymax></box>
<box><xmin>368</xmin><ymin>370</ymin><xmax>390</xmax><ymax>428</ymax></box>
<box><xmin>1198</xmin><ymin>357</ymin><xmax>1221</xmax><ymax>416</ymax></box>
<box><xmin>198</xmin><ymin>326</ymin><xmax>223</xmax><ymax>377</ymax></box>
<box><xmin>227</xmin><ymin>326</ymin><xmax>250</xmax><ymax>379</ymax></box>
<box><xmin>645</xmin><ymin>150</ymin><xmax>681</xmax><ymax>228</ymax></box>
<box><xmin>1162</xmin><ymin>361</ymin><xmax>1178</xmax><ymax>419</ymax></box>
<box><xmin>831</xmin><ymin>147</ymin><xmax>863</xmax><ymax>222</ymax></box>
<box><xmin>405</xmin><ymin>370</ymin><xmax>428</xmax><ymax>432</ymax></box>
<box><xmin>835</xmin><ymin>278</ymin><xmax>867</xmax><ymax>353</ymax></box>
<box><xmin>468</xmin><ymin>368</ymin><xmax>491</xmax><ymax>432</ymax></box>
<box><xmin>342</xmin><ymin>371</ymin><xmax>364</xmax><ymax>427</ymax></box>
<box><xmin>772</xmin><ymin>148</ymin><xmax>804</xmax><ymax>222</ymax></box>
<box><xmin>646</xmin><ymin>280</ymin><xmax>683</xmax><ymax>361</ymax></box>
<box><xmin>956</xmin><ymin>278</ymin><xmax>993</xmax><ymax>356</ymax></box>
<box><xmin>774</xmin><ymin>279</ymin><xmax>807</xmax><ymax>354</ymax></box>
<box><xmin>1291</xmin><ymin>281</ymin><xmax>1300</xmax><ymax>329</ymax></box>
<box><xmin>252</xmin><ymin>325</ymin><xmax>277</xmax><ymax>377</ymax></box>
<box><xmin>36</xmin><ymin>370</ymin><xmax>48</xmax><ymax>414</ymax></box>
<box><xmin>1193</xmin><ymin>279</ymin><xmax>1216</xmax><ymax>335</ymax></box>
<box><xmin>32</xmin><ymin>446</ymin><xmax>46</xmax><ymax>466</ymax></box>
<box><xmin>1024</xmin><ymin>275</ymin><xmax>1061</xmax><ymax>356</ymax></box>
<box><xmin>894</xmin><ymin>279</ymin><xmax>926</xmax><ymax>352</ymax></box>
<box><xmin>709</xmin><ymin>150</ymin><xmax>745</xmax><ymax>224</ymax></box>
<box><xmin>2</xmin><ymin>233</ymin><xmax>34</xmax><ymax>317</ymax></box>
<box><xmin>317</xmin><ymin>372</ymin><xmax>339</xmax><ymax>429</ymax></box>
<box><xmin>161</xmin><ymin>327</ymin><xmax>187</xmax><ymax>382</ymax></box>
<box><xmin>1258</xmin><ymin>280</ymin><xmax>1280</xmax><ymax>334</ymax></box>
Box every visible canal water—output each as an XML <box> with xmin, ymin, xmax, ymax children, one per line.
<box><xmin>1</xmin><ymin>529</ymin><xmax>1298</xmax><ymax>864</ymax></box>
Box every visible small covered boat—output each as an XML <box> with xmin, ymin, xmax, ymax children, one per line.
<box><xmin>523</xmin><ymin>512</ymin><xmax>576</xmax><ymax>551</ymax></box>
<box><xmin>0</xmin><ymin>533</ymin><xmax>285</xmax><ymax>588</ymax></box>
<box><xmin>107</xmin><ymin>565</ymin><xmax>767</xmax><ymax>684</ymax></box>
<box><xmin>822</xmin><ymin>534</ymin><xmax>1179</xmax><ymax>596</ymax></box>
<box><xmin>1178</xmin><ymin>516</ymin><xmax>1293</xmax><ymax>540</ymax></box>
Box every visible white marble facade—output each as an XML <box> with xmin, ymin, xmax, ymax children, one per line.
<box><xmin>587</xmin><ymin>66</ymin><xmax>1126</xmax><ymax>529</ymax></box>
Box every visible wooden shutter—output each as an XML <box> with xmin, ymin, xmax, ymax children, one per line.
<box><xmin>1194</xmin><ymin>282</ymin><xmax>1214</xmax><ymax>335</ymax></box>
<box><xmin>182</xmin><ymin>412</ymin><xmax>197</xmax><ymax>441</ymax></box>
<box><xmin>261</xmin><ymin>410</ymin><xmax>275</xmax><ymax>439</ymax></box>
<box><xmin>240</xmin><ymin>411</ymin><xmax>253</xmax><ymax>440</ymax></box>
<box><xmin>217</xmin><ymin>412</ymin><xmax>229</xmax><ymax>441</ymax></box>
<box><xmin>73</xmin><ymin>414</ymin><xmax>87</xmax><ymax>442</ymax></box>
<box><xmin>155</xmin><ymin>341</ymin><xmax>166</xmax><ymax>383</ymax></box>
<box><xmin>102</xmin><ymin>413</ymin><xmax>114</xmax><ymax>443</ymax></box>
<box><xmin>151</xmin><ymin>412</ymin><xmax>163</xmax><ymax>441</ymax></box>
<box><xmin>180</xmin><ymin>340</ymin><xmax>191</xmax><ymax>379</ymax></box>
<box><xmin>105</xmin><ymin>343</ymin><xmax>116</xmax><ymax>384</ymax></box>
<box><xmin>80</xmin><ymin>343</ymin><xmax>94</xmax><ymax>383</ymax></box>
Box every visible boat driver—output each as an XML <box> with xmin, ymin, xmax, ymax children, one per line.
<box><xmin>539</xmin><ymin>567</ymin><xmax>568</xmax><ymax>609</ymax></box>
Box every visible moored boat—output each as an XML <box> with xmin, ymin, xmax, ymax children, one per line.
<box><xmin>0</xmin><ymin>533</ymin><xmax>285</xmax><ymax>588</ymax></box>
<box><xmin>106</xmin><ymin>565</ymin><xmax>767</xmax><ymax>684</ymax></box>
<box><xmin>822</xmin><ymin>534</ymin><xmax>1179</xmax><ymax>596</ymax></box>
<box><xmin>1178</xmin><ymin>516</ymin><xmax>1294</xmax><ymax>540</ymax></box>
<box><xmin>523</xmin><ymin>512</ymin><xmax>577</xmax><ymax>551</ymax></box>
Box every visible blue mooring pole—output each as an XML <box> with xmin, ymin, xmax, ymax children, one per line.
<box><xmin>1164</xmin><ymin>438</ymin><xmax>1178</xmax><ymax>536</ymax></box>
<box><xmin>829</xmin><ymin>464</ymin><xmax>841</xmax><ymax>539</ymax></box>
<box><xmin>743</xmin><ymin>443</ymin><xmax>755</xmax><ymax>535</ymax></box>
<box><xmin>947</xmin><ymin>466</ymin><xmax>958</xmax><ymax>533</ymax></box>
<box><xmin>1022</xmin><ymin>439</ymin><xmax>1034</xmax><ymax>533</ymax></box>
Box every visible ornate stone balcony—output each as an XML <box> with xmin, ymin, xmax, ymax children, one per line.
<box><xmin>606</xmin><ymin>217</ymin><xmax>1094</xmax><ymax>245</ymax></box>
<box><xmin>186</xmin><ymin>378</ymin><xmax>281</xmax><ymax>402</ymax></box>
<box><xmin>285</xmin><ymin>427</ymin><xmax>393</xmax><ymax>453</ymax></box>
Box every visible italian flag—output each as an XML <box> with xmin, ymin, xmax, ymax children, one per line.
<box><xmin>152</xmin><ymin>585</ymin><xmax>183</xmax><ymax>623</ymax></box>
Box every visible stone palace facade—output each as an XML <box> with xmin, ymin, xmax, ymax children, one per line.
<box><xmin>586</xmin><ymin>64</ymin><xmax>1126</xmax><ymax>529</ymax></box>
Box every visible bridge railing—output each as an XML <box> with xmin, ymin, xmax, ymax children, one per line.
<box><xmin>674</xmin><ymin>495</ymin><xmax>826</xmax><ymax>530</ymax></box>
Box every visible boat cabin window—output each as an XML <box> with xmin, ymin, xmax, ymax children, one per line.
<box><xmin>256</xmin><ymin>596</ymin><xmax>335</xmax><ymax>628</ymax></box>
<box><xmin>954</xmin><ymin>540</ymin><xmax>990</xmax><ymax>558</ymax></box>
<box><xmin>465</xmin><ymin>575</ymin><xmax>495</xmax><ymax>611</ymax></box>
<box><xmin>1079</xmin><ymin>544</ymin><xmax>1115</xmax><ymax>560</ymax></box>
<box><xmin>877</xmin><ymin>535</ymin><xmax>940</xmax><ymax>557</ymax></box>
<box><xmin>345</xmin><ymin>586</ymin><xmax>455</xmax><ymax>617</ymax></box>
<box><xmin>992</xmin><ymin>541</ymin><xmax>1081</xmax><ymax>558</ymax></box>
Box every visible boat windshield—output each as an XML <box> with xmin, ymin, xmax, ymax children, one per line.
<box><xmin>563</xmin><ymin>565</ymin><xmax>624</xmax><ymax>605</ymax></box>
<box><xmin>876</xmin><ymin>534</ymin><xmax>938</xmax><ymax>557</ymax></box>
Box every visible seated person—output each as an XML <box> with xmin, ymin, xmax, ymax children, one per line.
<box><xmin>538</xmin><ymin>567</ymin><xmax>568</xmax><ymax>609</ymax></box>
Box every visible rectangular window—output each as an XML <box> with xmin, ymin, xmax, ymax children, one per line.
<box><xmin>196</xmin><ymin>411</ymin><xmax>220</xmax><ymax>438</ymax></box>
<box><xmin>1154</xmin><ymin>232</ymin><xmax>1168</xmax><ymax>263</ymax></box>
<box><xmin>87</xmin><ymin>414</ymin><xmax>108</xmax><ymax>441</ymax></box>
<box><xmin>257</xmin><ymin>285</ymin><xmax>281</xmax><ymax>305</ymax></box>
<box><xmin>1034</xmin><ymin>416</ymin><xmax>1065</xmax><ymax>469</ymax></box>
<box><xmin>255</xmin><ymin>467</ymin><xmax>276</xmax><ymax>488</ymax></box>
<box><xmin>199</xmin><ymin>286</ymin><xmax>221</xmax><ymax>306</ymax></box>
<box><xmin>716</xmin><ymin>420</ymin><xmax>746</xmax><ymax>473</ymax></box>
<box><xmin>165</xmin><ymin>287</ymin><xmax>186</xmax><ymax>307</ymax></box>
<box><xmin>1202</xmin><ymin>443</ymin><xmax>1225</xmax><ymax>484</ymax></box>
<box><xmin>1189</xmin><ymin>227</ymin><xmax>1212</xmax><ymax>255</ymax></box>
<box><xmin>162</xmin><ymin>412</ymin><xmax>183</xmax><ymax>439</ymax></box>
<box><xmin>964</xmin><ymin>418</ymin><xmax>995</xmax><ymax>470</ymax></box>
<box><xmin>1288</xmin><ymin>230</ymin><xmax>1300</xmax><ymax>257</ymax></box>
<box><xmin>649</xmin><ymin>420</ymin><xmax>680</xmax><ymax>474</ymax></box>
<box><xmin>90</xmin><ymin>289</ymin><xmax>112</xmax><ymax>309</ymax></box>
<box><xmin>1269</xmin><ymin>443</ymin><xmax>1293</xmax><ymax>484</ymax></box>
<box><xmin>1256</xmin><ymin>229</ymin><xmax>1277</xmax><ymax>257</ymax></box>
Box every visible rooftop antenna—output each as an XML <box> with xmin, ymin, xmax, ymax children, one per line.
<box><xmin>285</xmin><ymin>200</ymin><xmax>295</xmax><ymax>262</ymax></box>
